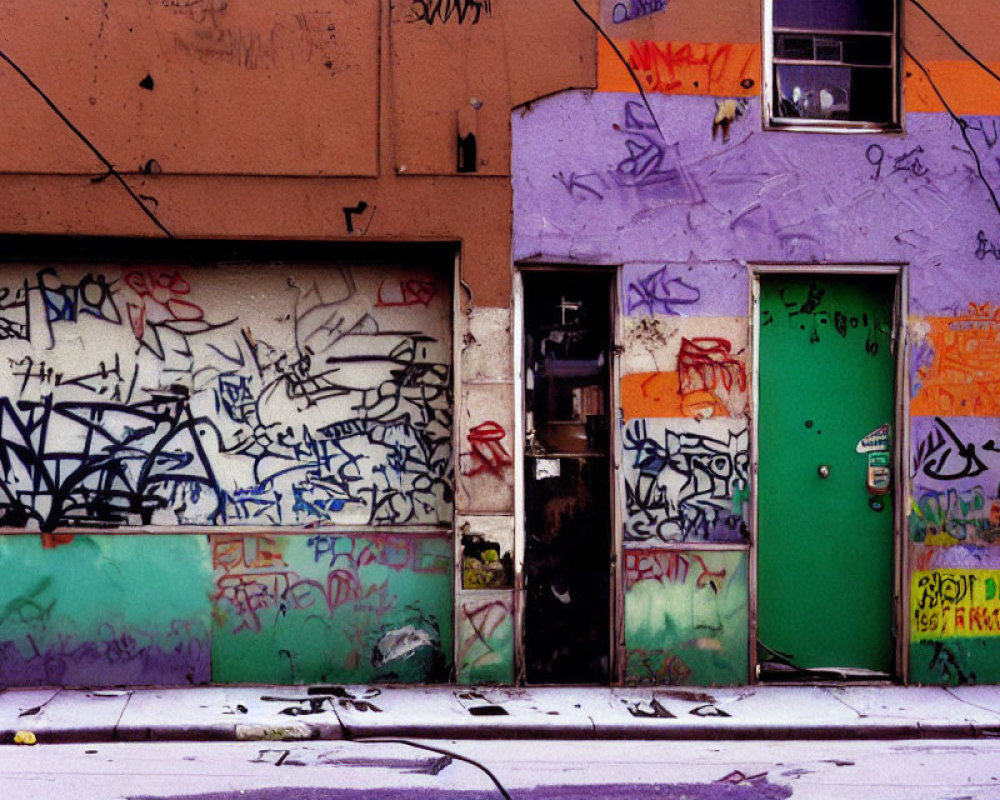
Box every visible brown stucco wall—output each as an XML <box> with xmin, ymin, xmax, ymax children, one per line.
<box><xmin>0</xmin><ymin>0</ymin><xmax>596</xmax><ymax>308</ymax></box>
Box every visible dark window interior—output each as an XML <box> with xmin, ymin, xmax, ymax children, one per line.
<box><xmin>774</xmin><ymin>0</ymin><xmax>892</xmax><ymax>32</ymax></box>
<box><xmin>771</xmin><ymin>0</ymin><xmax>896</xmax><ymax>125</ymax></box>
<box><xmin>774</xmin><ymin>64</ymin><xmax>892</xmax><ymax>124</ymax></box>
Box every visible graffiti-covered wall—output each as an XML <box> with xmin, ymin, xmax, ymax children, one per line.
<box><xmin>910</xmin><ymin>341</ymin><xmax>1000</xmax><ymax>683</ymax></box>
<box><xmin>0</xmin><ymin>263</ymin><xmax>452</xmax><ymax>529</ymax></box>
<box><xmin>618</xmin><ymin>259</ymin><xmax>750</xmax><ymax>684</ymax></box>
<box><xmin>625</xmin><ymin>549</ymin><xmax>748</xmax><ymax>683</ymax></box>
<box><xmin>513</xmin><ymin>14</ymin><xmax>1000</xmax><ymax>684</ymax></box>
<box><xmin>0</xmin><ymin>260</ymin><xmax>456</xmax><ymax>685</ymax></box>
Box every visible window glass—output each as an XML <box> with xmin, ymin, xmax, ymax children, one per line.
<box><xmin>774</xmin><ymin>0</ymin><xmax>892</xmax><ymax>32</ymax></box>
<box><xmin>769</xmin><ymin>0</ymin><xmax>897</xmax><ymax>127</ymax></box>
<box><xmin>775</xmin><ymin>64</ymin><xmax>892</xmax><ymax>123</ymax></box>
<box><xmin>774</xmin><ymin>33</ymin><xmax>892</xmax><ymax>65</ymax></box>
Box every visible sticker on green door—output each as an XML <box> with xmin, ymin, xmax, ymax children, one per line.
<box><xmin>757</xmin><ymin>274</ymin><xmax>896</xmax><ymax>675</ymax></box>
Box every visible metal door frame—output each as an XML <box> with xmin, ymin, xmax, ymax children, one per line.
<box><xmin>513</xmin><ymin>263</ymin><xmax>623</xmax><ymax>685</ymax></box>
<box><xmin>749</xmin><ymin>263</ymin><xmax>909</xmax><ymax>683</ymax></box>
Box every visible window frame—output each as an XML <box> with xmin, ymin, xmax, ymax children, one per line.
<box><xmin>762</xmin><ymin>0</ymin><xmax>902</xmax><ymax>133</ymax></box>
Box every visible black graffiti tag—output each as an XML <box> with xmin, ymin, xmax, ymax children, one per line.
<box><xmin>914</xmin><ymin>417</ymin><xmax>988</xmax><ymax>481</ymax></box>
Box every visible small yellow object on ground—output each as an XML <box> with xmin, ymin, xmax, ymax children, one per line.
<box><xmin>13</xmin><ymin>730</ymin><xmax>37</xmax><ymax>745</ymax></box>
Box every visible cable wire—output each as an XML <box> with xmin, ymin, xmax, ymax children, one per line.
<box><xmin>907</xmin><ymin>0</ymin><xmax>1000</xmax><ymax>88</ymax></box>
<box><xmin>902</xmin><ymin>43</ymin><xmax>1000</xmax><ymax>218</ymax></box>
<box><xmin>354</xmin><ymin>737</ymin><xmax>513</xmax><ymax>800</ymax></box>
<box><xmin>0</xmin><ymin>46</ymin><xmax>175</xmax><ymax>239</ymax></box>
<box><xmin>568</xmin><ymin>0</ymin><xmax>666</xmax><ymax>142</ymax></box>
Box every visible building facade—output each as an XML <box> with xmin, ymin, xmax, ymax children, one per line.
<box><xmin>0</xmin><ymin>0</ymin><xmax>996</xmax><ymax>687</ymax></box>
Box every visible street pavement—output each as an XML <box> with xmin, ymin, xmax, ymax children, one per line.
<box><xmin>2</xmin><ymin>737</ymin><xmax>1000</xmax><ymax>798</ymax></box>
<box><xmin>2</xmin><ymin>684</ymin><xmax>1000</xmax><ymax>797</ymax></box>
<box><xmin>2</xmin><ymin>683</ymin><xmax>1000</xmax><ymax>742</ymax></box>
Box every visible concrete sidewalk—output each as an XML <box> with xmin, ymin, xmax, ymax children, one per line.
<box><xmin>2</xmin><ymin>684</ymin><xmax>999</xmax><ymax>744</ymax></box>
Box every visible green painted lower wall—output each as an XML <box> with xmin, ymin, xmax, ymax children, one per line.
<box><xmin>0</xmin><ymin>532</ymin><xmax>453</xmax><ymax>687</ymax></box>
<box><xmin>624</xmin><ymin>549</ymin><xmax>748</xmax><ymax>685</ymax></box>
<box><xmin>908</xmin><ymin>543</ymin><xmax>1000</xmax><ymax>685</ymax></box>
<box><xmin>0</xmin><ymin>535</ymin><xmax>212</xmax><ymax>686</ymax></box>
<box><xmin>910</xmin><ymin>639</ymin><xmax>1000</xmax><ymax>685</ymax></box>
<box><xmin>211</xmin><ymin>533</ymin><xmax>453</xmax><ymax>684</ymax></box>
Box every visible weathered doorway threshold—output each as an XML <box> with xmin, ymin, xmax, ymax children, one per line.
<box><xmin>756</xmin><ymin>641</ymin><xmax>893</xmax><ymax>682</ymax></box>
<box><xmin>757</xmin><ymin>661</ymin><xmax>893</xmax><ymax>682</ymax></box>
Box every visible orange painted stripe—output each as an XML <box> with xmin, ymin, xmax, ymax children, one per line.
<box><xmin>598</xmin><ymin>38</ymin><xmax>760</xmax><ymax>97</ymax></box>
<box><xmin>904</xmin><ymin>56</ymin><xmax>1000</xmax><ymax>115</ymax></box>
<box><xmin>599</xmin><ymin>40</ymin><xmax>1000</xmax><ymax>116</ymax></box>
<box><xmin>621</xmin><ymin>371</ymin><xmax>730</xmax><ymax>420</ymax></box>
<box><xmin>622</xmin><ymin>371</ymin><xmax>684</xmax><ymax>419</ymax></box>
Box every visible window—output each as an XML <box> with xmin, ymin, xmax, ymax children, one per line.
<box><xmin>765</xmin><ymin>0</ymin><xmax>899</xmax><ymax>129</ymax></box>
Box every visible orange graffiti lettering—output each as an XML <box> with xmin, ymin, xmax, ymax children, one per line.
<box><xmin>911</xmin><ymin>308</ymin><xmax>1000</xmax><ymax>416</ymax></box>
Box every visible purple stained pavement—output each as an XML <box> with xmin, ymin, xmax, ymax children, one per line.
<box><xmin>130</xmin><ymin>780</ymin><xmax>794</xmax><ymax>800</ymax></box>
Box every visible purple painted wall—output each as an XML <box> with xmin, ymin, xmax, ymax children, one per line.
<box><xmin>514</xmin><ymin>93</ymin><xmax>1000</xmax><ymax>316</ymax></box>
<box><xmin>514</xmin><ymin>89</ymin><xmax>1000</xmax><ymax>685</ymax></box>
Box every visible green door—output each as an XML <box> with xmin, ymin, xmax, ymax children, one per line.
<box><xmin>757</xmin><ymin>274</ymin><xmax>895</xmax><ymax>673</ymax></box>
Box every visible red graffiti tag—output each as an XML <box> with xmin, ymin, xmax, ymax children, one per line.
<box><xmin>376</xmin><ymin>279</ymin><xmax>437</xmax><ymax>308</ymax></box>
<box><xmin>692</xmin><ymin>554</ymin><xmax>727</xmax><ymax>591</ymax></box>
<box><xmin>626</xmin><ymin>40</ymin><xmax>755</xmax><ymax>95</ymax></box>
<box><xmin>625</xmin><ymin>551</ymin><xmax>690</xmax><ymax>585</ymax></box>
<box><xmin>123</xmin><ymin>268</ymin><xmax>204</xmax><ymax>340</ymax></box>
<box><xmin>678</xmin><ymin>337</ymin><xmax>747</xmax><ymax>394</ymax></box>
<box><xmin>458</xmin><ymin>598</ymin><xmax>510</xmax><ymax>672</ymax></box>
<box><xmin>464</xmin><ymin>420</ymin><xmax>512</xmax><ymax>477</ymax></box>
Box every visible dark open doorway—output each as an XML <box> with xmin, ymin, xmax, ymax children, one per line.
<box><xmin>521</xmin><ymin>269</ymin><xmax>614</xmax><ymax>684</ymax></box>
